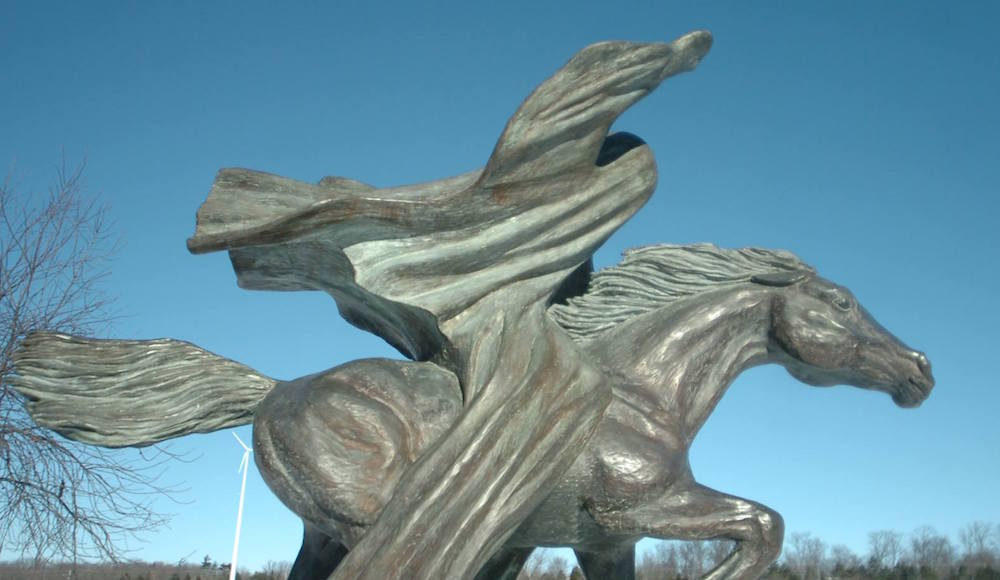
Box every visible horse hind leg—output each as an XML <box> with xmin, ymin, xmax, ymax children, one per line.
<box><xmin>252</xmin><ymin>359</ymin><xmax>463</xmax><ymax>574</ymax></box>
<box><xmin>574</xmin><ymin>543</ymin><xmax>635</xmax><ymax>580</ymax></box>
<box><xmin>288</xmin><ymin>522</ymin><xmax>348</xmax><ymax>580</ymax></box>
<box><xmin>252</xmin><ymin>359</ymin><xmax>460</xmax><ymax>537</ymax></box>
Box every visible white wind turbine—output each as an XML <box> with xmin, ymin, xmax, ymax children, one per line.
<box><xmin>229</xmin><ymin>431</ymin><xmax>252</xmax><ymax>580</ymax></box>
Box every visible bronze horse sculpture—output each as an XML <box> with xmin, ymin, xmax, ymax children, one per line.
<box><xmin>8</xmin><ymin>28</ymin><xmax>935</xmax><ymax>580</ymax></box>
<box><xmin>253</xmin><ymin>244</ymin><xmax>934</xmax><ymax>579</ymax></box>
<box><xmin>13</xmin><ymin>243</ymin><xmax>934</xmax><ymax>579</ymax></box>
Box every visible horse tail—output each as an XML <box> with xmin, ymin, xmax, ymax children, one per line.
<box><xmin>10</xmin><ymin>332</ymin><xmax>277</xmax><ymax>448</ymax></box>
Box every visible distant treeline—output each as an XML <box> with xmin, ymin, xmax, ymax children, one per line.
<box><xmin>2</xmin><ymin>522</ymin><xmax>998</xmax><ymax>579</ymax></box>
<box><xmin>521</xmin><ymin>521</ymin><xmax>1000</xmax><ymax>579</ymax></box>
<box><xmin>0</xmin><ymin>556</ymin><xmax>290</xmax><ymax>580</ymax></box>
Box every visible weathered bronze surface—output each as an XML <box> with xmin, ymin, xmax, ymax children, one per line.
<box><xmin>12</xmin><ymin>30</ymin><xmax>934</xmax><ymax>579</ymax></box>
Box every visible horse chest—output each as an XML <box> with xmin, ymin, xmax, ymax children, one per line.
<box><xmin>585</xmin><ymin>411</ymin><xmax>686</xmax><ymax>512</ymax></box>
<box><xmin>507</xmin><ymin>403</ymin><xmax>686</xmax><ymax>548</ymax></box>
<box><xmin>507</xmin><ymin>454</ymin><xmax>598</xmax><ymax>547</ymax></box>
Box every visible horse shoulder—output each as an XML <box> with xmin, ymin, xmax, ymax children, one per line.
<box><xmin>583</xmin><ymin>393</ymin><xmax>690</xmax><ymax>516</ymax></box>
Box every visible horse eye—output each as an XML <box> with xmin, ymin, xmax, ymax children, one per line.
<box><xmin>834</xmin><ymin>296</ymin><xmax>852</xmax><ymax>310</ymax></box>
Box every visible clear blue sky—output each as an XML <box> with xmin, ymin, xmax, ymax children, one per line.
<box><xmin>2</xmin><ymin>0</ymin><xmax>998</xmax><ymax>571</ymax></box>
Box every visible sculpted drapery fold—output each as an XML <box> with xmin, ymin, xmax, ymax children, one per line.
<box><xmin>10</xmin><ymin>30</ymin><xmax>937</xmax><ymax>580</ymax></box>
<box><xmin>183</xmin><ymin>31</ymin><xmax>713</xmax><ymax>579</ymax></box>
<box><xmin>186</xmin><ymin>31</ymin><xmax>712</xmax><ymax>364</ymax></box>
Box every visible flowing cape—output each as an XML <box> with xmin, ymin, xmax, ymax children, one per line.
<box><xmin>186</xmin><ymin>32</ymin><xmax>712</xmax><ymax>365</ymax></box>
<box><xmin>183</xmin><ymin>31</ymin><xmax>715</xmax><ymax>579</ymax></box>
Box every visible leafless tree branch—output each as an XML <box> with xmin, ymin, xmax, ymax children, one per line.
<box><xmin>1</xmin><ymin>156</ymin><xmax>181</xmax><ymax>563</ymax></box>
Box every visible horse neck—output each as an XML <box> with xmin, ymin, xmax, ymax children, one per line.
<box><xmin>592</xmin><ymin>285</ymin><xmax>774</xmax><ymax>443</ymax></box>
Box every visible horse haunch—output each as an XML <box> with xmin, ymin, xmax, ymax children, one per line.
<box><xmin>253</xmin><ymin>358</ymin><xmax>462</xmax><ymax>544</ymax></box>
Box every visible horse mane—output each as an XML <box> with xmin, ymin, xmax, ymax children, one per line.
<box><xmin>549</xmin><ymin>243</ymin><xmax>814</xmax><ymax>341</ymax></box>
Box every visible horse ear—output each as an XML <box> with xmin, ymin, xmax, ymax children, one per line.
<box><xmin>750</xmin><ymin>270</ymin><xmax>811</xmax><ymax>287</ymax></box>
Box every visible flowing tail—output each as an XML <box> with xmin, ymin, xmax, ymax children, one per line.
<box><xmin>10</xmin><ymin>332</ymin><xmax>277</xmax><ymax>448</ymax></box>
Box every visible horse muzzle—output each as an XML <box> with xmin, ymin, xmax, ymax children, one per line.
<box><xmin>892</xmin><ymin>350</ymin><xmax>935</xmax><ymax>408</ymax></box>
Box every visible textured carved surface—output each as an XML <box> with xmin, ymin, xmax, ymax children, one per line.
<box><xmin>185</xmin><ymin>33</ymin><xmax>713</xmax><ymax>362</ymax></box>
<box><xmin>12</xmin><ymin>245</ymin><xmax>935</xmax><ymax>579</ymax></box>
<box><xmin>11</xmin><ymin>333</ymin><xmax>275</xmax><ymax>447</ymax></box>
<box><xmin>251</xmin><ymin>245</ymin><xmax>933</xmax><ymax>579</ymax></box>
<box><xmin>184</xmin><ymin>31</ymin><xmax>714</xmax><ymax>580</ymax></box>
<box><xmin>8</xmin><ymin>28</ymin><xmax>936</xmax><ymax>580</ymax></box>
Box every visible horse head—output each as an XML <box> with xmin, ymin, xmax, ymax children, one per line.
<box><xmin>757</xmin><ymin>271</ymin><xmax>935</xmax><ymax>408</ymax></box>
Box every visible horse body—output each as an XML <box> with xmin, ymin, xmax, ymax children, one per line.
<box><xmin>13</xmin><ymin>244</ymin><xmax>933</xmax><ymax>580</ymax></box>
<box><xmin>507</xmin><ymin>286</ymin><xmax>772</xmax><ymax>550</ymax></box>
<box><xmin>253</xmin><ymin>251</ymin><xmax>934</xmax><ymax>579</ymax></box>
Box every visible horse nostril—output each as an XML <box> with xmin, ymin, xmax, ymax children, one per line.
<box><xmin>914</xmin><ymin>352</ymin><xmax>933</xmax><ymax>382</ymax></box>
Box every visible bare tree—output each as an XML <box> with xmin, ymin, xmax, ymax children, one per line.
<box><xmin>519</xmin><ymin>552</ymin><xmax>573</xmax><ymax>580</ymax></box>
<box><xmin>637</xmin><ymin>542</ymin><xmax>680</xmax><ymax>579</ymax></box>
<box><xmin>867</xmin><ymin>529</ymin><xmax>904</xmax><ymax>571</ymax></box>
<box><xmin>634</xmin><ymin>540</ymin><xmax>730</xmax><ymax>579</ymax></box>
<box><xmin>784</xmin><ymin>531</ymin><xmax>827</xmax><ymax>579</ymax></box>
<box><xmin>829</xmin><ymin>543</ymin><xmax>862</xmax><ymax>573</ymax></box>
<box><xmin>909</xmin><ymin>526</ymin><xmax>955</xmax><ymax>575</ymax></box>
<box><xmin>259</xmin><ymin>560</ymin><xmax>293</xmax><ymax>580</ymax></box>
<box><xmin>0</xmin><ymin>158</ymin><xmax>176</xmax><ymax>562</ymax></box>
<box><xmin>958</xmin><ymin>521</ymin><xmax>997</xmax><ymax>570</ymax></box>
<box><xmin>677</xmin><ymin>540</ymin><xmax>709</xmax><ymax>579</ymax></box>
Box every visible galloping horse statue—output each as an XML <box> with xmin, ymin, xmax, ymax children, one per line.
<box><xmin>12</xmin><ymin>243</ymin><xmax>934</xmax><ymax>579</ymax></box>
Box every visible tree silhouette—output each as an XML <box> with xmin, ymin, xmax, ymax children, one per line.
<box><xmin>1</xmin><ymin>158</ymin><xmax>177</xmax><ymax>562</ymax></box>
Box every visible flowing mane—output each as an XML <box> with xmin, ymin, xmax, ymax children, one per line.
<box><xmin>549</xmin><ymin>243</ymin><xmax>814</xmax><ymax>341</ymax></box>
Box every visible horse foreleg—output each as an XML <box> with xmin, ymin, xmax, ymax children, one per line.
<box><xmin>593</xmin><ymin>483</ymin><xmax>784</xmax><ymax>579</ymax></box>
<box><xmin>574</xmin><ymin>543</ymin><xmax>635</xmax><ymax>580</ymax></box>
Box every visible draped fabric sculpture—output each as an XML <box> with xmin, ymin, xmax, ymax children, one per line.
<box><xmin>12</xmin><ymin>30</ymin><xmax>934</xmax><ymax>579</ymax></box>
